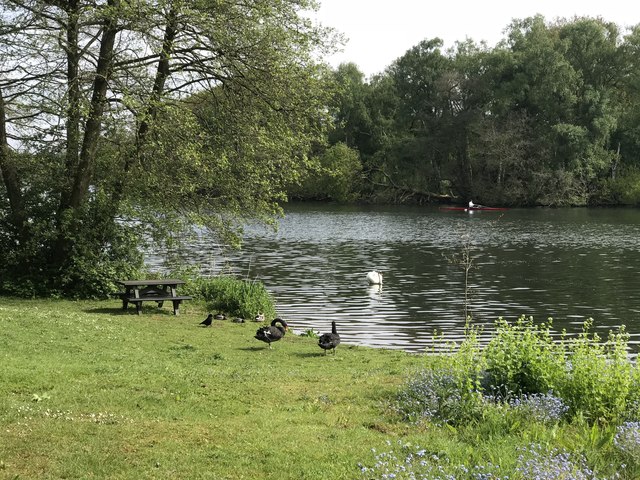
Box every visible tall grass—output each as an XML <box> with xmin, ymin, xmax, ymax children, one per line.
<box><xmin>186</xmin><ymin>275</ymin><xmax>277</xmax><ymax>320</ymax></box>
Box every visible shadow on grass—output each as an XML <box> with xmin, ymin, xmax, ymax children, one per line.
<box><xmin>292</xmin><ymin>352</ymin><xmax>328</xmax><ymax>358</ymax></box>
<box><xmin>83</xmin><ymin>307</ymin><xmax>176</xmax><ymax>316</ymax></box>
<box><xmin>238</xmin><ymin>346</ymin><xmax>270</xmax><ymax>352</ymax></box>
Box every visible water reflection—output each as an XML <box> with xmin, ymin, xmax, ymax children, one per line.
<box><xmin>146</xmin><ymin>203</ymin><xmax>640</xmax><ymax>353</ymax></box>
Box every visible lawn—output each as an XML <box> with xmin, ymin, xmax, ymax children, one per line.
<box><xmin>1</xmin><ymin>299</ymin><xmax>638</xmax><ymax>479</ymax></box>
<box><xmin>0</xmin><ymin>298</ymin><xmax>421</xmax><ymax>479</ymax></box>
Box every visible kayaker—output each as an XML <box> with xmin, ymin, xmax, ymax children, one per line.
<box><xmin>468</xmin><ymin>200</ymin><xmax>475</xmax><ymax>208</ymax></box>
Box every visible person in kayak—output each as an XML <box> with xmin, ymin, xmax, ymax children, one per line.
<box><xmin>468</xmin><ymin>200</ymin><xmax>475</xmax><ymax>208</ymax></box>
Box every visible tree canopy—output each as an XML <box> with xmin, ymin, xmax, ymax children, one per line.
<box><xmin>0</xmin><ymin>0</ymin><xmax>336</xmax><ymax>296</ymax></box>
<box><xmin>313</xmin><ymin>16</ymin><xmax>640</xmax><ymax>207</ymax></box>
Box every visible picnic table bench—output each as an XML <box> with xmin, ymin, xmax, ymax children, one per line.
<box><xmin>117</xmin><ymin>279</ymin><xmax>192</xmax><ymax>315</ymax></box>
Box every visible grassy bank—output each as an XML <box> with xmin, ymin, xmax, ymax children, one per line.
<box><xmin>0</xmin><ymin>298</ymin><xmax>419</xmax><ymax>479</ymax></box>
<box><xmin>1</xmin><ymin>299</ymin><xmax>638</xmax><ymax>479</ymax></box>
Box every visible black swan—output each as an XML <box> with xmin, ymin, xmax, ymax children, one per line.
<box><xmin>255</xmin><ymin>318</ymin><xmax>288</xmax><ymax>348</ymax></box>
<box><xmin>200</xmin><ymin>314</ymin><xmax>213</xmax><ymax>327</ymax></box>
<box><xmin>318</xmin><ymin>321</ymin><xmax>341</xmax><ymax>355</ymax></box>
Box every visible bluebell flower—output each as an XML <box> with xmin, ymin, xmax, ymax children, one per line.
<box><xmin>613</xmin><ymin>421</ymin><xmax>640</xmax><ymax>459</ymax></box>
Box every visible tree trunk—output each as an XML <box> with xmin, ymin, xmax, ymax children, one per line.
<box><xmin>61</xmin><ymin>0</ymin><xmax>81</xmax><ymax>208</ymax></box>
<box><xmin>137</xmin><ymin>6</ymin><xmax>178</xmax><ymax>149</ymax></box>
<box><xmin>53</xmin><ymin>1</ymin><xmax>120</xmax><ymax>267</ymax></box>
<box><xmin>65</xmin><ymin>0</ymin><xmax>120</xmax><ymax>210</ymax></box>
<box><xmin>0</xmin><ymin>86</ymin><xmax>26</xmax><ymax>238</ymax></box>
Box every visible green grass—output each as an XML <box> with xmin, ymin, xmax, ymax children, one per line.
<box><xmin>0</xmin><ymin>298</ymin><xmax>419</xmax><ymax>479</ymax></box>
<box><xmin>1</xmin><ymin>300</ymin><xmax>638</xmax><ymax>479</ymax></box>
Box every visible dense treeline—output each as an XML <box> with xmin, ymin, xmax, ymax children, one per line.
<box><xmin>2</xmin><ymin>6</ymin><xmax>640</xmax><ymax>298</ymax></box>
<box><xmin>297</xmin><ymin>15</ymin><xmax>640</xmax><ymax>207</ymax></box>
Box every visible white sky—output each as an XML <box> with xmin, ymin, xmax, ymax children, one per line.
<box><xmin>311</xmin><ymin>0</ymin><xmax>640</xmax><ymax>78</ymax></box>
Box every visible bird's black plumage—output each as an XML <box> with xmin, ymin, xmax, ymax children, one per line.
<box><xmin>200</xmin><ymin>314</ymin><xmax>213</xmax><ymax>327</ymax></box>
<box><xmin>318</xmin><ymin>321</ymin><xmax>341</xmax><ymax>355</ymax></box>
<box><xmin>255</xmin><ymin>318</ymin><xmax>288</xmax><ymax>348</ymax></box>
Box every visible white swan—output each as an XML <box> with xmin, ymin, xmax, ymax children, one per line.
<box><xmin>366</xmin><ymin>271</ymin><xmax>383</xmax><ymax>285</ymax></box>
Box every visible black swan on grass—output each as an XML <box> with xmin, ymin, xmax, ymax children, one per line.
<box><xmin>255</xmin><ymin>318</ymin><xmax>288</xmax><ymax>348</ymax></box>
<box><xmin>318</xmin><ymin>321</ymin><xmax>341</xmax><ymax>355</ymax></box>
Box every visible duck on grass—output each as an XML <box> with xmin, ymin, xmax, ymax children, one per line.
<box><xmin>318</xmin><ymin>321</ymin><xmax>340</xmax><ymax>355</ymax></box>
<box><xmin>255</xmin><ymin>318</ymin><xmax>288</xmax><ymax>349</ymax></box>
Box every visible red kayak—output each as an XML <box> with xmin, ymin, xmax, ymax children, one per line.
<box><xmin>439</xmin><ymin>206</ymin><xmax>508</xmax><ymax>211</ymax></box>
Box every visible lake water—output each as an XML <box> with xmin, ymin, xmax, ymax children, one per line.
<box><xmin>147</xmin><ymin>203</ymin><xmax>640</xmax><ymax>353</ymax></box>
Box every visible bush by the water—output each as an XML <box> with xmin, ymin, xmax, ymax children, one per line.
<box><xmin>376</xmin><ymin>316</ymin><xmax>640</xmax><ymax>479</ymax></box>
<box><xmin>395</xmin><ymin>315</ymin><xmax>640</xmax><ymax>424</ymax></box>
<box><xmin>397</xmin><ymin>316</ymin><xmax>640</xmax><ymax>425</ymax></box>
<box><xmin>188</xmin><ymin>275</ymin><xmax>276</xmax><ymax>320</ymax></box>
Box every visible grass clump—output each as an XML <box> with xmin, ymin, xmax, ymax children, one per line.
<box><xmin>187</xmin><ymin>275</ymin><xmax>276</xmax><ymax>320</ymax></box>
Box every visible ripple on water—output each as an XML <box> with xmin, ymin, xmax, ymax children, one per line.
<box><xmin>146</xmin><ymin>204</ymin><xmax>640</xmax><ymax>353</ymax></box>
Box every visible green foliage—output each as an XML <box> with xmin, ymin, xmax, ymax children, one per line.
<box><xmin>558</xmin><ymin>319</ymin><xmax>633</xmax><ymax>421</ymax></box>
<box><xmin>400</xmin><ymin>316</ymin><xmax>638</xmax><ymax>426</ymax></box>
<box><xmin>189</xmin><ymin>275</ymin><xmax>276</xmax><ymax>321</ymax></box>
<box><xmin>483</xmin><ymin>316</ymin><xmax>565</xmax><ymax>397</ymax></box>
<box><xmin>0</xmin><ymin>188</ymin><xmax>143</xmax><ymax>298</ymax></box>
<box><xmin>601</xmin><ymin>168</ymin><xmax>640</xmax><ymax>205</ymax></box>
<box><xmin>294</xmin><ymin>143</ymin><xmax>363</xmax><ymax>201</ymax></box>
<box><xmin>324</xmin><ymin>16</ymin><xmax>640</xmax><ymax>207</ymax></box>
<box><xmin>0</xmin><ymin>0</ymin><xmax>334</xmax><ymax>298</ymax></box>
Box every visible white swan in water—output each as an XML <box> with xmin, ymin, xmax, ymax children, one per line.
<box><xmin>366</xmin><ymin>271</ymin><xmax>383</xmax><ymax>285</ymax></box>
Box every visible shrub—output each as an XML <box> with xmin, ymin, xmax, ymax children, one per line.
<box><xmin>395</xmin><ymin>368</ymin><xmax>484</xmax><ymax>425</ymax></box>
<box><xmin>190</xmin><ymin>275</ymin><xmax>276</xmax><ymax>320</ymax></box>
<box><xmin>481</xmin><ymin>317</ymin><xmax>635</xmax><ymax>423</ymax></box>
<box><xmin>557</xmin><ymin>320</ymin><xmax>633</xmax><ymax>422</ymax></box>
<box><xmin>396</xmin><ymin>323</ymin><xmax>486</xmax><ymax>425</ymax></box>
<box><xmin>0</xmin><ymin>203</ymin><xmax>143</xmax><ymax>299</ymax></box>
<box><xmin>358</xmin><ymin>441</ymin><xmax>610</xmax><ymax>479</ymax></box>
<box><xmin>483</xmin><ymin>316</ymin><xmax>565</xmax><ymax>398</ymax></box>
<box><xmin>401</xmin><ymin>317</ymin><xmax>638</xmax><ymax>427</ymax></box>
<box><xmin>516</xmin><ymin>444</ymin><xmax>599</xmax><ymax>480</ymax></box>
<box><xmin>358</xmin><ymin>440</ymin><xmax>505</xmax><ymax>479</ymax></box>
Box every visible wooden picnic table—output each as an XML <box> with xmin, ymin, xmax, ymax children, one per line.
<box><xmin>117</xmin><ymin>279</ymin><xmax>192</xmax><ymax>315</ymax></box>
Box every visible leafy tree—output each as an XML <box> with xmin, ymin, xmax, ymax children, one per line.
<box><xmin>292</xmin><ymin>142</ymin><xmax>362</xmax><ymax>202</ymax></box>
<box><xmin>0</xmin><ymin>0</ymin><xmax>335</xmax><ymax>296</ymax></box>
<box><xmin>328</xmin><ymin>63</ymin><xmax>373</xmax><ymax>153</ymax></box>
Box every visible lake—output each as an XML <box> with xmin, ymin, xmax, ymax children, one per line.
<box><xmin>147</xmin><ymin>203</ymin><xmax>640</xmax><ymax>353</ymax></box>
